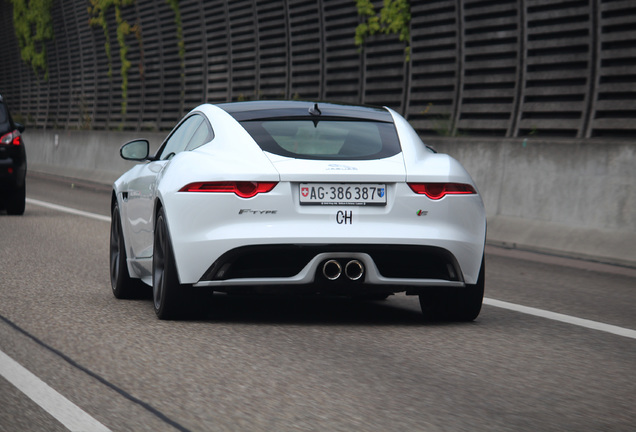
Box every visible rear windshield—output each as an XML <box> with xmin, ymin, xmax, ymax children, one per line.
<box><xmin>240</xmin><ymin>120</ymin><xmax>401</xmax><ymax>160</ymax></box>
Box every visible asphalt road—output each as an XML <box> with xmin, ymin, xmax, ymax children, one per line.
<box><xmin>1</xmin><ymin>173</ymin><xmax>635</xmax><ymax>432</ymax></box>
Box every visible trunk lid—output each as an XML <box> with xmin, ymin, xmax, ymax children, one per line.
<box><xmin>264</xmin><ymin>152</ymin><xmax>406</xmax><ymax>183</ymax></box>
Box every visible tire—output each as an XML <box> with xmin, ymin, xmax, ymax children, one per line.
<box><xmin>153</xmin><ymin>207</ymin><xmax>193</xmax><ymax>320</ymax></box>
<box><xmin>110</xmin><ymin>204</ymin><xmax>146</xmax><ymax>298</ymax></box>
<box><xmin>419</xmin><ymin>257</ymin><xmax>485</xmax><ymax>322</ymax></box>
<box><xmin>6</xmin><ymin>183</ymin><xmax>25</xmax><ymax>215</ymax></box>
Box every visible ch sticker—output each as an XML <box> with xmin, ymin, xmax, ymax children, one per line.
<box><xmin>336</xmin><ymin>210</ymin><xmax>353</xmax><ymax>224</ymax></box>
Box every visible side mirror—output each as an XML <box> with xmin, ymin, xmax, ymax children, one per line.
<box><xmin>120</xmin><ymin>139</ymin><xmax>150</xmax><ymax>161</ymax></box>
<box><xmin>15</xmin><ymin>122</ymin><xmax>25</xmax><ymax>133</ymax></box>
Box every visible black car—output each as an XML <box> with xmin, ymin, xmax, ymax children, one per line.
<box><xmin>0</xmin><ymin>94</ymin><xmax>26</xmax><ymax>215</ymax></box>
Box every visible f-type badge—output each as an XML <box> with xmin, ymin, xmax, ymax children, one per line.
<box><xmin>416</xmin><ymin>210</ymin><xmax>428</xmax><ymax>216</ymax></box>
<box><xmin>239</xmin><ymin>209</ymin><xmax>278</xmax><ymax>215</ymax></box>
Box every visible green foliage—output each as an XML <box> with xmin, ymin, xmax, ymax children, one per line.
<box><xmin>88</xmin><ymin>0</ymin><xmax>113</xmax><ymax>78</ymax></box>
<box><xmin>165</xmin><ymin>0</ymin><xmax>185</xmax><ymax>112</ymax></box>
<box><xmin>165</xmin><ymin>0</ymin><xmax>185</xmax><ymax>65</ymax></box>
<box><xmin>355</xmin><ymin>0</ymin><xmax>411</xmax><ymax>61</ymax></box>
<box><xmin>10</xmin><ymin>0</ymin><xmax>54</xmax><ymax>81</ymax></box>
<box><xmin>88</xmin><ymin>0</ymin><xmax>141</xmax><ymax>116</ymax></box>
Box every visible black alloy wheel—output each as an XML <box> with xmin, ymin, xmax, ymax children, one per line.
<box><xmin>419</xmin><ymin>256</ymin><xmax>485</xmax><ymax>322</ymax></box>
<box><xmin>152</xmin><ymin>207</ymin><xmax>191</xmax><ymax>319</ymax></box>
<box><xmin>110</xmin><ymin>203</ymin><xmax>145</xmax><ymax>298</ymax></box>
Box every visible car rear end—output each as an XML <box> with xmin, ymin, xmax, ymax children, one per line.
<box><xmin>165</xmin><ymin>102</ymin><xmax>485</xmax><ymax>297</ymax></box>
<box><xmin>0</xmin><ymin>96</ymin><xmax>26</xmax><ymax>214</ymax></box>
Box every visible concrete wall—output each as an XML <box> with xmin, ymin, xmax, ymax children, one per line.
<box><xmin>24</xmin><ymin>130</ymin><xmax>636</xmax><ymax>268</ymax></box>
<box><xmin>429</xmin><ymin>137</ymin><xmax>635</xmax><ymax>267</ymax></box>
<box><xmin>26</xmin><ymin>130</ymin><xmax>165</xmax><ymax>185</ymax></box>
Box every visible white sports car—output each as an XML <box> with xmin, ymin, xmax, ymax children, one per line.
<box><xmin>110</xmin><ymin>101</ymin><xmax>486</xmax><ymax>320</ymax></box>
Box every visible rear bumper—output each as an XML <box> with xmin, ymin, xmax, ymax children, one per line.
<box><xmin>0</xmin><ymin>157</ymin><xmax>26</xmax><ymax>190</ymax></box>
<box><xmin>194</xmin><ymin>245</ymin><xmax>467</xmax><ymax>293</ymax></box>
<box><xmin>164</xmin><ymin>182</ymin><xmax>487</xmax><ymax>286</ymax></box>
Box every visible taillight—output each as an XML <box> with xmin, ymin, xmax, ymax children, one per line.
<box><xmin>179</xmin><ymin>181</ymin><xmax>278</xmax><ymax>198</ymax></box>
<box><xmin>408</xmin><ymin>183</ymin><xmax>476</xmax><ymax>200</ymax></box>
<box><xmin>0</xmin><ymin>130</ymin><xmax>22</xmax><ymax>146</ymax></box>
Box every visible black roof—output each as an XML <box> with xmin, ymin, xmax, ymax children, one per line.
<box><xmin>216</xmin><ymin>100</ymin><xmax>394</xmax><ymax>123</ymax></box>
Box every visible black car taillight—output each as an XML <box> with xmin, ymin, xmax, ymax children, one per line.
<box><xmin>0</xmin><ymin>130</ymin><xmax>22</xmax><ymax>146</ymax></box>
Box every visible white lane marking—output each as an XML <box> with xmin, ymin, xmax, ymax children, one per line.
<box><xmin>484</xmin><ymin>298</ymin><xmax>636</xmax><ymax>340</ymax></box>
<box><xmin>26</xmin><ymin>198</ymin><xmax>111</xmax><ymax>222</ymax></box>
<box><xmin>0</xmin><ymin>350</ymin><xmax>112</xmax><ymax>432</ymax></box>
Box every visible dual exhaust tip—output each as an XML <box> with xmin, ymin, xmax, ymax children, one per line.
<box><xmin>322</xmin><ymin>259</ymin><xmax>364</xmax><ymax>281</ymax></box>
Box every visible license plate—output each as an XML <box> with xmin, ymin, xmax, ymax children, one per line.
<box><xmin>299</xmin><ymin>183</ymin><xmax>387</xmax><ymax>206</ymax></box>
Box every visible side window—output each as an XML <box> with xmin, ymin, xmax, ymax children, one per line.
<box><xmin>185</xmin><ymin>120</ymin><xmax>214</xmax><ymax>151</ymax></box>
<box><xmin>158</xmin><ymin>115</ymin><xmax>204</xmax><ymax>160</ymax></box>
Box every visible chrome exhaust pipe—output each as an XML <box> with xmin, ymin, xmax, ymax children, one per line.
<box><xmin>345</xmin><ymin>260</ymin><xmax>364</xmax><ymax>281</ymax></box>
<box><xmin>322</xmin><ymin>260</ymin><xmax>342</xmax><ymax>280</ymax></box>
